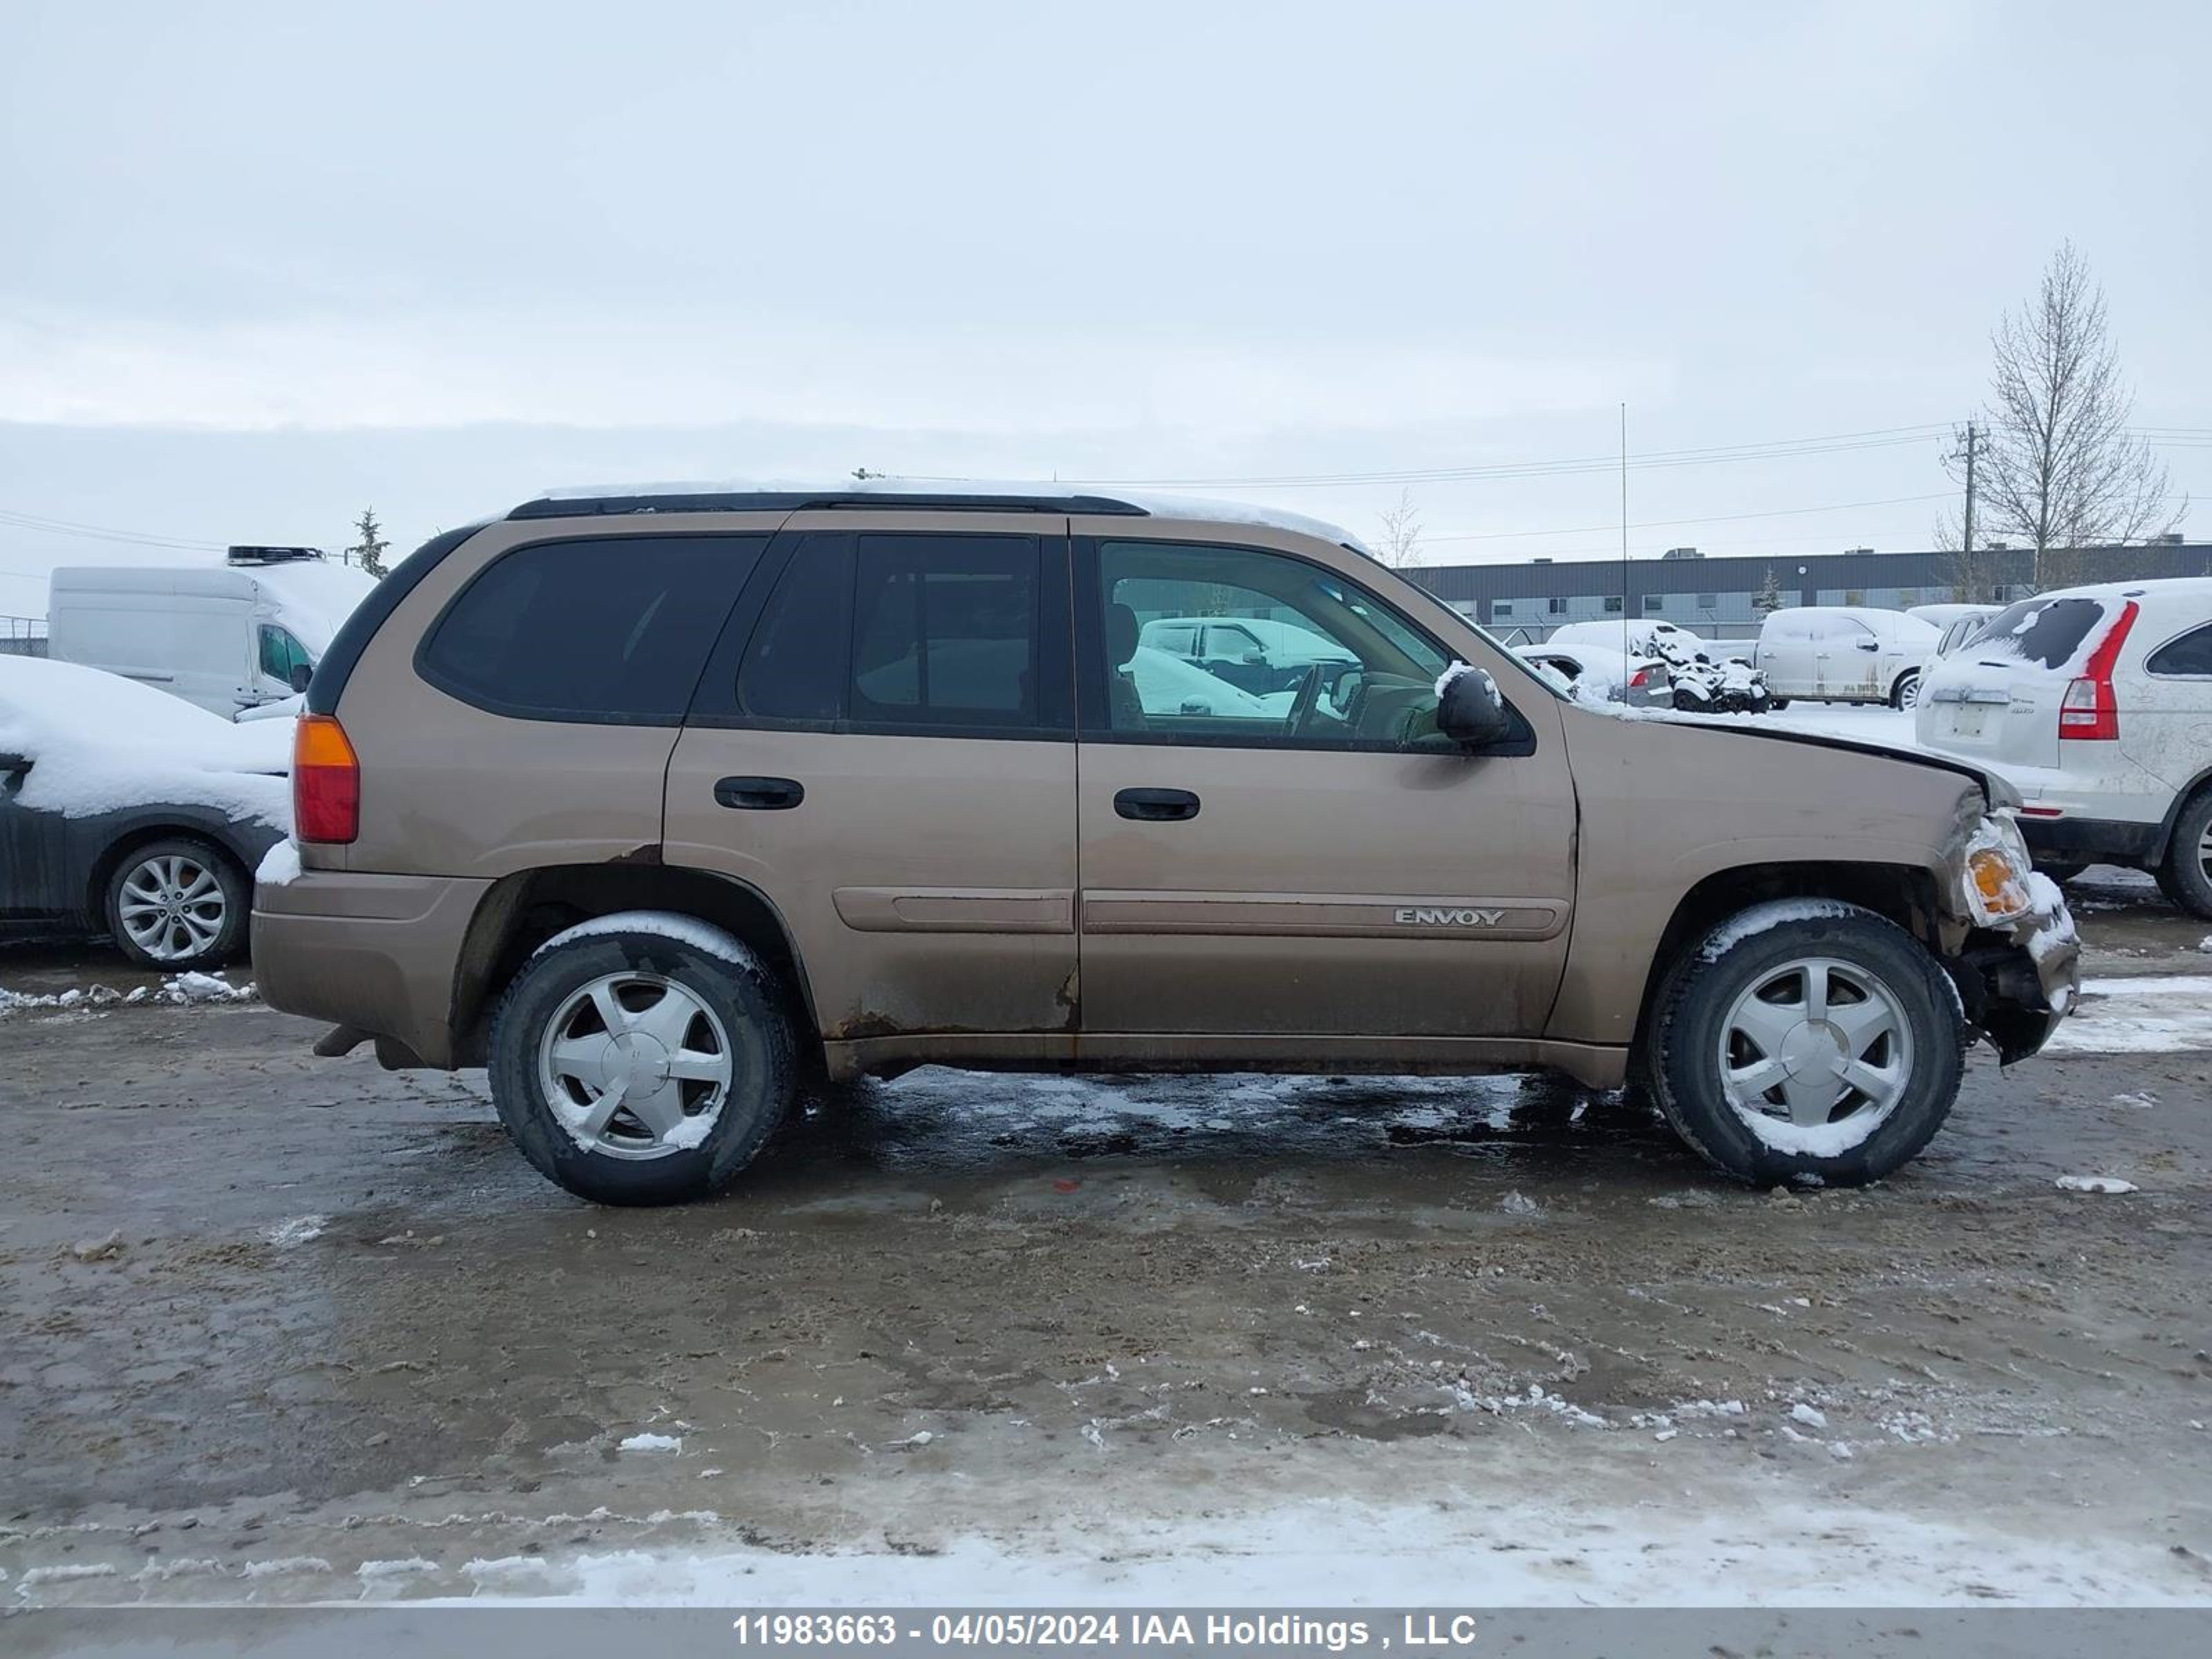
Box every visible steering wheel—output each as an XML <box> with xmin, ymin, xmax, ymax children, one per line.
<box><xmin>1284</xmin><ymin>662</ymin><xmax>1326</xmax><ymax>737</ymax></box>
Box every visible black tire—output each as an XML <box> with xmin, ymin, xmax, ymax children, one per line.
<box><xmin>488</xmin><ymin>924</ymin><xmax>796</xmax><ymax>1206</ymax></box>
<box><xmin>1770</xmin><ymin>697</ymin><xmax>1791</xmax><ymax>711</ymax></box>
<box><xmin>104</xmin><ymin>835</ymin><xmax>251</xmax><ymax>971</ymax></box>
<box><xmin>2162</xmin><ymin>788</ymin><xmax>2212</xmax><ymax>920</ymax></box>
<box><xmin>1646</xmin><ymin>903</ymin><xmax>1966</xmax><ymax>1188</ymax></box>
<box><xmin>1890</xmin><ymin>670</ymin><xmax>1922</xmax><ymax>711</ymax></box>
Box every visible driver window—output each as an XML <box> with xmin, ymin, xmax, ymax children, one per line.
<box><xmin>258</xmin><ymin>625</ymin><xmax>306</xmax><ymax>682</ymax></box>
<box><xmin>1096</xmin><ymin>541</ymin><xmax>1450</xmax><ymax>747</ymax></box>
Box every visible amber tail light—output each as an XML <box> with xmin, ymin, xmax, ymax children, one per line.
<box><xmin>293</xmin><ymin>714</ymin><xmax>360</xmax><ymax>844</ymax></box>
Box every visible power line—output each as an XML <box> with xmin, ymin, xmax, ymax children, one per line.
<box><xmin>1419</xmin><ymin>491</ymin><xmax>1957</xmax><ymax>545</ymax></box>
<box><xmin>0</xmin><ymin>507</ymin><xmax>226</xmax><ymax>553</ymax></box>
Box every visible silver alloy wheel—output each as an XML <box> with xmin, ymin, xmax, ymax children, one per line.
<box><xmin>535</xmin><ymin>971</ymin><xmax>733</xmax><ymax>1159</ymax></box>
<box><xmin>1898</xmin><ymin>672</ymin><xmax>1922</xmax><ymax>709</ymax></box>
<box><xmin>117</xmin><ymin>852</ymin><xmax>227</xmax><ymax>962</ymax></box>
<box><xmin>1716</xmin><ymin>955</ymin><xmax>1915</xmax><ymax>1152</ymax></box>
<box><xmin>2198</xmin><ymin>820</ymin><xmax>2212</xmax><ymax>885</ymax></box>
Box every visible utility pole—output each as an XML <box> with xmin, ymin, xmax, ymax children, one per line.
<box><xmin>1948</xmin><ymin>420</ymin><xmax>1980</xmax><ymax>601</ymax></box>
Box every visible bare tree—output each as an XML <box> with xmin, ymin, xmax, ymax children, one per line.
<box><xmin>1376</xmin><ymin>488</ymin><xmax>1422</xmax><ymax>568</ymax></box>
<box><xmin>1951</xmin><ymin>242</ymin><xmax>2182</xmax><ymax>590</ymax></box>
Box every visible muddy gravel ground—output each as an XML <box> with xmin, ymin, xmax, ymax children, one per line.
<box><xmin>3</xmin><ymin>870</ymin><xmax>2210</xmax><ymax>1607</ymax></box>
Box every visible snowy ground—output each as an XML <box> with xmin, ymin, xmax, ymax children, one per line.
<box><xmin>3</xmin><ymin>883</ymin><xmax>2211</xmax><ymax>1609</ymax></box>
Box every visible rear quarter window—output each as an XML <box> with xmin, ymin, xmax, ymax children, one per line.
<box><xmin>2146</xmin><ymin>622</ymin><xmax>2212</xmax><ymax>677</ymax></box>
<box><xmin>418</xmin><ymin>534</ymin><xmax>765</xmax><ymax>723</ymax></box>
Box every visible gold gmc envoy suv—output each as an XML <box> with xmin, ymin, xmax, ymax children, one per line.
<box><xmin>253</xmin><ymin>487</ymin><xmax>2080</xmax><ymax>1204</ymax></box>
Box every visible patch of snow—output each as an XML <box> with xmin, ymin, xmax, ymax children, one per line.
<box><xmin>617</xmin><ymin>1432</ymin><xmax>684</xmax><ymax>1454</ymax></box>
<box><xmin>1789</xmin><ymin>1402</ymin><xmax>1828</xmax><ymax>1430</ymax></box>
<box><xmin>0</xmin><ymin>654</ymin><xmax>291</xmax><ymax>827</ymax></box>
<box><xmin>263</xmin><ymin>1215</ymin><xmax>327</xmax><ymax>1247</ymax></box>
<box><xmin>532</xmin><ymin>910</ymin><xmax>763</xmax><ymax>973</ymax></box>
<box><xmin>1698</xmin><ymin>898</ymin><xmax>1868</xmax><ymax>960</ymax></box>
<box><xmin>2044</xmin><ymin>975</ymin><xmax>2212</xmax><ymax>1055</ymax></box>
<box><xmin>238</xmin><ymin>1556</ymin><xmax>334</xmax><ymax>1578</ymax></box>
<box><xmin>662</xmin><ymin>1112</ymin><xmax>718</xmax><ymax>1151</ymax></box>
<box><xmin>256</xmin><ymin>840</ymin><xmax>303</xmax><ymax>886</ymax></box>
<box><xmin>2054</xmin><ymin>1175</ymin><xmax>2138</xmax><ymax>1195</ymax></box>
<box><xmin>529</xmin><ymin>476</ymin><xmax>1374</xmax><ymax>556</ymax></box>
<box><xmin>420</xmin><ymin>1492</ymin><xmax>2212</xmax><ymax>1607</ymax></box>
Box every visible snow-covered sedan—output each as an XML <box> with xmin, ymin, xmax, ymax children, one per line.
<box><xmin>0</xmin><ymin>656</ymin><xmax>290</xmax><ymax>967</ymax></box>
<box><xmin>1915</xmin><ymin>578</ymin><xmax>2212</xmax><ymax>916</ymax></box>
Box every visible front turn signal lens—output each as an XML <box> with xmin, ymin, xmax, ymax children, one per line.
<box><xmin>1967</xmin><ymin>847</ymin><xmax>2028</xmax><ymax>921</ymax></box>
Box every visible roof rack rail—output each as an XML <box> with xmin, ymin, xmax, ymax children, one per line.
<box><xmin>227</xmin><ymin>544</ymin><xmax>327</xmax><ymax>565</ymax></box>
<box><xmin>508</xmin><ymin>489</ymin><xmax>1151</xmax><ymax>521</ymax></box>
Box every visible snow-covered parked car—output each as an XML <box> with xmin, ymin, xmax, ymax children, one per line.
<box><xmin>1513</xmin><ymin>641</ymin><xmax>1670</xmax><ymax>706</ymax></box>
<box><xmin>1546</xmin><ymin>618</ymin><xmax>1708</xmax><ymax>662</ymax></box>
<box><xmin>1754</xmin><ymin>606</ymin><xmax>1940</xmax><ymax>709</ymax></box>
<box><xmin>0</xmin><ymin>655</ymin><xmax>290</xmax><ymax>967</ymax></box>
<box><xmin>1915</xmin><ymin>578</ymin><xmax>2212</xmax><ymax>915</ymax></box>
<box><xmin>1136</xmin><ymin>613</ymin><xmax>1354</xmax><ymax>695</ymax></box>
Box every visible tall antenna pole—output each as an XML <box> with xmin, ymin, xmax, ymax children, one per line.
<box><xmin>1961</xmin><ymin>420</ymin><xmax>1979</xmax><ymax>600</ymax></box>
<box><xmin>1619</xmin><ymin>402</ymin><xmax>1630</xmax><ymax>657</ymax></box>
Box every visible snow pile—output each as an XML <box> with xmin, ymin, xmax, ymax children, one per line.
<box><xmin>256</xmin><ymin>841</ymin><xmax>303</xmax><ymax>886</ymax></box>
<box><xmin>0</xmin><ymin>655</ymin><xmax>290</xmax><ymax>827</ymax></box>
<box><xmin>2055</xmin><ymin>1175</ymin><xmax>2139</xmax><ymax>1195</ymax></box>
<box><xmin>0</xmin><ymin>973</ymin><xmax>256</xmax><ymax>1015</ymax></box>
<box><xmin>617</xmin><ymin>1432</ymin><xmax>684</xmax><ymax>1454</ymax></box>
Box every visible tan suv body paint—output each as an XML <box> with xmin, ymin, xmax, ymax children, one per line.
<box><xmin>253</xmin><ymin>497</ymin><xmax>2071</xmax><ymax>1095</ymax></box>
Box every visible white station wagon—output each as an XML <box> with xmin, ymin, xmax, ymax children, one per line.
<box><xmin>1915</xmin><ymin>578</ymin><xmax>2212</xmax><ymax>917</ymax></box>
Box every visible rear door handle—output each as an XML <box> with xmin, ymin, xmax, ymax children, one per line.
<box><xmin>1114</xmin><ymin>787</ymin><xmax>1200</xmax><ymax>823</ymax></box>
<box><xmin>714</xmin><ymin>775</ymin><xmax>805</xmax><ymax>811</ymax></box>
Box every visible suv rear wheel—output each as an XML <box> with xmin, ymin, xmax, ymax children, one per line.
<box><xmin>2162</xmin><ymin>788</ymin><xmax>2212</xmax><ymax>920</ymax></box>
<box><xmin>1647</xmin><ymin>901</ymin><xmax>1965</xmax><ymax>1187</ymax></box>
<box><xmin>488</xmin><ymin>915</ymin><xmax>796</xmax><ymax>1205</ymax></box>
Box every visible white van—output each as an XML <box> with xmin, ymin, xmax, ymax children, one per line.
<box><xmin>46</xmin><ymin>553</ymin><xmax>378</xmax><ymax>718</ymax></box>
<box><xmin>1752</xmin><ymin>606</ymin><xmax>1940</xmax><ymax>708</ymax></box>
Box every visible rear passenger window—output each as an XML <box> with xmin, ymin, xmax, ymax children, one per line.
<box><xmin>732</xmin><ymin>532</ymin><xmax>1046</xmax><ymax>733</ymax></box>
<box><xmin>420</xmin><ymin>535</ymin><xmax>763</xmax><ymax>722</ymax></box>
<box><xmin>2147</xmin><ymin>624</ymin><xmax>2212</xmax><ymax>677</ymax></box>
<box><xmin>848</xmin><ymin>534</ymin><xmax>1039</xmax><ymax>729</ymax></box>
<box><xmin>738</xmin><ymin>536</ymin><xmax>852</xmax><ymax>722</ymax></box>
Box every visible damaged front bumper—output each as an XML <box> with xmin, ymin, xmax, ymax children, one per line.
<box><xmin>1941</xmin><ymin>809</ymin><xmax>2082</xmax><ymax>1062</ymax></box>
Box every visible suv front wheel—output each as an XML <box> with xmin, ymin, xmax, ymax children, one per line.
<box><xmin>1647</xmin><ymin>901</ymin><xmax>1965</xmax><ymax>1187</ymax></box>
<box><xmin>488</xmin><ymin>915</ymin><xmax>796</xmax><ymax>1206</ymax></box>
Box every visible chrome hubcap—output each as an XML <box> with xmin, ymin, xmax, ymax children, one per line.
<box><xmin>536</xmin><ymin>973</ymin><xmax>732</xmax><ymax>1159</ymax></box>
<box><xmin>1717</xmin><ymin>956</ymin><xmax>1913</xmax><ymax>1150</ymax></box>
<box><xmin>118</xmin><ymin>854</ymin><xmax>225</xmax><ymax>961</ymax></box>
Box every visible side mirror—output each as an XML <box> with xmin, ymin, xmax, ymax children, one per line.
<box><xmin>1436</xmin><ymin>666</ymin><xmax>1513</xmax><ymax>747</ymax></box>
<box><xmin>290</xmin><ymin>663</ymin><xmax>314</xmax><ymax>693</ymax></box>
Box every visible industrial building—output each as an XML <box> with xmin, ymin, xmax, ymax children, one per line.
<box><xmin>1406</xmin><ymin>537</ymin><xmax>2211</xmax><ymax>641</ymax></box>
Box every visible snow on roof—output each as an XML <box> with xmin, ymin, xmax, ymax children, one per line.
<box><xmin>0</xmin><ymin>655</ymin><xmax>291</xmax><ymax>827</ymax></box>
<box><xmin>528</xmin><ymin>476</ymin><xmax>1374</xmax><ymax>556</ymax></box>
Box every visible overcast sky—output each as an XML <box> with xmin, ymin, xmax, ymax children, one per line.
<box><xmin>3</xmin><ymin>0</ymin><xmax>2208</xmax><ymax>616</ymax></box>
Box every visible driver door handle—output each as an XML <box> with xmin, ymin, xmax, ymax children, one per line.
<box><xmin>1114</xmin><ymin>787</ymin><xmax>1201</xmax><ymax>823</ymax></box>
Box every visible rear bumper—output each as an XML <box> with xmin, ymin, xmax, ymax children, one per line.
<box><xmin>252</xmin><ymin>870</ymin><xmax>490</xmax><ymax>1068</ymax></box>
<box><xmin>2018</xmin><ymin>812</ymin><xmax>2162</xmax><ymax>866</ymax></box>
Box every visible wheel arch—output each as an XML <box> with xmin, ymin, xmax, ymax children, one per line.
<box><xmin>1627</xmin><ymin>861</ymin><xmax>1946</xmax><ymax>1071</ymax></box>
<box><xmin>2149</xmin><ymin>765</ymin><xmax>2212</xmax><ymax>866</ymax></box>
<box><xmin>447</xmin><ymin>862</ymin><xmax>821</xmax><ymax>1070</ymax></box>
